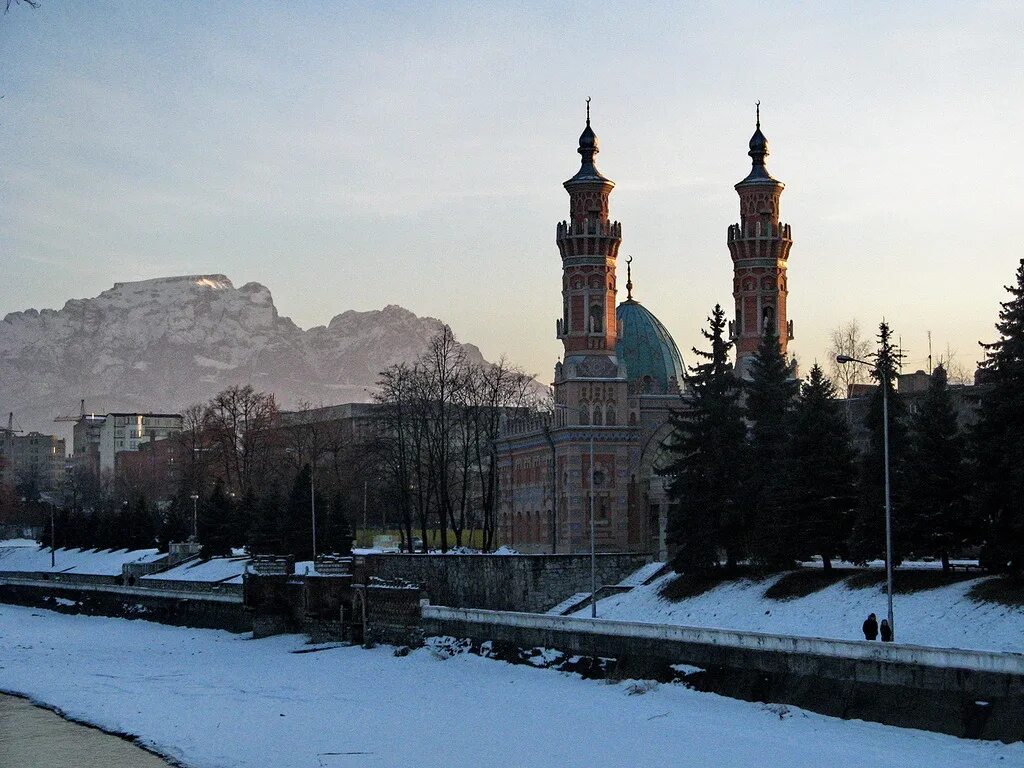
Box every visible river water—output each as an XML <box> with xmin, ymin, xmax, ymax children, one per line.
<box><xmin>0</xmin><ymin>693</ymin><xmax>172</xmax><ymax>767</ymax></box>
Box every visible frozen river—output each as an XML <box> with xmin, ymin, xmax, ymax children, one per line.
<box><xmin>1</xmin><ymin>604</ymin><xmax>1021</xmax><ymax>768</ymax></box>
<box><xmin>0</xmin><ymin>693</ymin><xmax>170</xmax><ymax>767</ymax></box>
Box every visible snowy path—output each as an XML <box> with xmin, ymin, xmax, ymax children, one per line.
<box><xmin>579</xmin><ymin>572</ymin><xmax>1024</xmax><ymax>654</ymax></box>
<box><xmin>0</xmin><ymin>606</ymin><xmax>1020</xmax><ymax>768</ymax></box>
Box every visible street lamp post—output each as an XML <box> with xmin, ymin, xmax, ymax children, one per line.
<box><xmin>837</xmin><ymin>353</ymin><xmax>895</xmax><ymax>639</ymax></box>
<box><xmin>189</xmin><ymin>493</ymin><xmax>200</xmax><ymax>542</ymax></box>
<box><xmin>50</xmin><ymin>503</ymin><xmax>55</xmax><ymax>568</ymax></box>
<box><xmin>589</xmin><ymin>431</ymin><xmax>597</xmax><ymax>619</ymax></box>
<box><xmin>285</xmin><ymin>448</ymin><xmax>317</xmax><ymax>561</ymax></box>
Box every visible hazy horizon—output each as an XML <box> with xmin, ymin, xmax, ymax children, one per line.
<box><xmin>3</xmin><ymin>1</ymin><xmax>1022</xmax><ymax>386</ymax></box>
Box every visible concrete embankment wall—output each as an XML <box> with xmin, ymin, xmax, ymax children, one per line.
<box><xmin>0</xmin><ymin>579</ymin><xmax>251</xmax><ymax>633</ymax></box>
<box><xmin>363</xmin><ymin>553</ymin><xmax>652</xmax><ymax>612</ymax></box>
<box><xmin>423</xmin><ymin>606</ymin><xmax>1024</xmax><ymax>742</ymax></box>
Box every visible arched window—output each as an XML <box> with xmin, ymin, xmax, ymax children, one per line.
<box><xmin>589</xmin><ymin>305</ymin><xmax>603</xmax><ymax>333</ymax></box>
<box><xmin>579</xmin><ymin>404</ymin><xmax>589</xmax><ymax>425</ymax></box>
<box><xmin>762</xmin><ymin>305</ymin><xmax>776</xmax><ymax>335</ymax></box>
<box><xmin>606</xmin><ymin>406</ymin><xmax>616</xmax><ymax>426</ymax></box>
<box><xmin>593</xmin><ymin>406</ymin><xmax>603</xmax><ymax>426</ymax></box>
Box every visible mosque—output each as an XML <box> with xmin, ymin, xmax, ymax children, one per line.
<box><xmin>495</xmin><ymin>105</ymin><xmax>794</xmax><ymax>557</ymax></box>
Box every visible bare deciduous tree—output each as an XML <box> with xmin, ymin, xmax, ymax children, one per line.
<box><xmin>829</xmin><ymin>319</ymin><xmax>872</xmax><ymax>397</ymax></box>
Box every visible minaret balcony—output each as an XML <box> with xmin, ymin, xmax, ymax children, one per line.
<box><xmin>727</xmin><ymin>221</ymin><xmax>792</xmax><ymax>242</ymax></box>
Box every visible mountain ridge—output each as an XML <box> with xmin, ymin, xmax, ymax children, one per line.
<box><xmin>0</xmin><ymin>274</ymin><xmax>490</xmax><ymax>433</ymax></box>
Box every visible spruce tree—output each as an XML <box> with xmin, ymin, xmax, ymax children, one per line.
<box><xmin>744</xmin><ymin>328</ymin><xmax>799</xmax><ymax>568</ymax></box>
<box><xmin>198</xmin><ymin>479</ymin><xmax>233</xmax><ymax>558</ymax></box>
<box><xmin>661</xmin><ymin>304</ymin><xmax>746</xmax><ymax>572</ymax></box>
<box><xmin>788</xmin><ymin>364</ymin><xmax>856</xmax><ymax>570</ymax></box>
<box><xmin>285</xmin><ymin>465</ymin><xmax>315</xmax><ymax>560</ymax></box>
<box><xmin>904</xmin><ymin>366</ymin><xmax>969</xmax><ymax>570</ymax></box>
<box><xmin>975</xmin><ymin>259</ymin><xmax>1024</xmax><ymax>573</ymax></box>
<box><xmin>849</xmin><ymin>321</ymin><xmax>908</xmax><ymax>564</ymax></box>
<box><xmin>249</xmin><ymin>485</ymin><xmax>286</xmax><ymax>555</ymax></box>
<box><xmin>321</xmin><ymin>492</ymin><xmax>355</xmax><ymax>555</ymax></box>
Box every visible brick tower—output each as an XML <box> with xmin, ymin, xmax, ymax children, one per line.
<box><xmin>556</xmin><ymin>99</ymin><xmax>622</xmax><ymax>357</ymax></box>
<box><xmin>728</xmin><ymin>104</ymin><xmax>793</xmax><ymax>377</ymax></box>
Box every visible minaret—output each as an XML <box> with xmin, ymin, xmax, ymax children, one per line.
<box><xmin>727</xmin><ymin>103</ymin><xmax>793</xmax><ymax>376</ymax></box>
<box><xmin>556</xmin><ymin>99</ymin><xmax>622</xmax><ymax>356</ymax></box>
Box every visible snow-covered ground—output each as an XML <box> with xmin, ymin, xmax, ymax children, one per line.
<box><xmin>141</xmin><ymin>556</ymin><xmax>249</xmax><ymax>584</ymax></box>
<box><xmin>0</xmin><ymin>606</ymin><xmax>1018</xmax><ymax>768</ymax></box>
<box><xmin>0</xmin><ymin>538</ymin><xmax>39</xmax><ymax>548</ymax></box>
<box><xmin>0</xmin><ymin>545</ymin><xmax>162</xmax><ymax>576</ymax></box>
<box><xmin>579</xmin><ymin>571</ymin><xmax>1024</xmax><ymax>654</ymax></box>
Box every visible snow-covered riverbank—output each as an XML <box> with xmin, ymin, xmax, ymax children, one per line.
<box><xmin>578</xmin><ymin>571</ymin><xmax>1024</xmax><ymax>654</ymax></box>
<box><xmin>0</xmin><ymin>605</ymin><xmax>1020</xmax><ymax>768</ymax></box>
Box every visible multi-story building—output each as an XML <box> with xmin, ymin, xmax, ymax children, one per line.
<box><xmin>0</xmin><ymin>430</ymin><xmax>67</xmax><ymax>494</ymax></box>
<box><xmin>76</xmin><ymin>413</ymin><xmax>184</xmax><ymax>474</ymax></box>
<box><xmin>71</xmin><ymin>413</ymin><xmax>107</xmax><ymax>475</ymax></box>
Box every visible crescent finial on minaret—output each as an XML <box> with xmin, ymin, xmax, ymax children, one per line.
<box><xmin>626</xmin><ymin>255</ymin><xmax>634</xmax><ymax>301</ymax></box>
<box><xmin>586</xmin><ymin>96</ymin><xmax>591</xmax><ymax>125</ymax></box>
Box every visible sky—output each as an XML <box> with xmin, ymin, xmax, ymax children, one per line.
<box><xmin>2</xmin><ymin>1</ymin><xmax>1022</xmax><ymax>383</ymax></box>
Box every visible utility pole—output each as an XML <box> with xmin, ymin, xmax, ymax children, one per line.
<box><xmin>590</xmin><ymin>431</ymin><xmax>597</xmax><ymax>619</ymax></box>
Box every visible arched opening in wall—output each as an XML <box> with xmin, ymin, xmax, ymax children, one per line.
<box><xmin>524</xmin><ymin>510</ymin><xmax>531</xmax><ymax>543</ymax></box>
<box><xmin>589</xmin><ymin>304</ymin><xmax>603</xmax><ymax>333</ymax></box>
<box><xmin>762</xmin><ymin>305</ymin><xmax>776</xmax><ymax>335</ymax></box>
<box><xmin>641</xmin><ymin>375</ymin><xmax>653</xmax><ymax>394</ymax></box>
<box><xmin>606</xmin><ymin>406</ymin><xmax>616</xmax><ymax>426</ymax></box>
<box><xmin>579</xmin><ymin>404</ymin><xmax>589</xmax><ymax>425</ymax></box>
<box><xmin>593</xmin><ymin>407</ymin><xmax>603</xmax><ymax>426</ymax></box>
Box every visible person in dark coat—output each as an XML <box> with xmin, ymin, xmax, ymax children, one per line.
<box><xmin>880</xmin><ymin>618</ymin><xmax>893</xmax><ymax>642</ymax></box>
<box><xmin>862</xmin><ymin>613</ymin><xmax>878</xmax><ymax>640</ymax></box>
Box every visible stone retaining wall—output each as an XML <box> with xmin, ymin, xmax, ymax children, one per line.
<box><xmin>423</xmin><ymin>606</ymin><xmax>1024</xmax><ymax>742</ymax></box>
<box><xmin>362</xmin><ymin>552</ymin><xmax>652</xmax><ymax>612</ymax></box>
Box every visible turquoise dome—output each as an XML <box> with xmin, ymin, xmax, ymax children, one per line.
<box><xmin>616</xmin><ymin>299</ymin><xmax>686</xmax><ymax>394</ymax></box>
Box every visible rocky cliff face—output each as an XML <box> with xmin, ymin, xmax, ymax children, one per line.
<box><xmin>0</xmin><ymin>275</ymin><xmax>486</xmax><ymax>432</ymax></box>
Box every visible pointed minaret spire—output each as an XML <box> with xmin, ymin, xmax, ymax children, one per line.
<box><xmin>739</xmin><ymin>101</ymin><xmax>777</xmax><ymax>185</ymax></box>
<box><xmin>625</xmin><ymin>255</ymin><xmax>634</xmax><ymax>301</ymax></box>
<box><xmin>565</xmin><ymin>97</ymin><xmax>611</xmax><ymax>189</ymax></box>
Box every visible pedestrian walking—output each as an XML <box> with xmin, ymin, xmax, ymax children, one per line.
<box><xmin>880</xmin><ymin>618</ymin><xmax>893</xmax><ymax>642</ymax></box>
<box><xmin>862</xmin><ymin>613</ymin><xmax>878</xmax><ymax>641</ymax></box>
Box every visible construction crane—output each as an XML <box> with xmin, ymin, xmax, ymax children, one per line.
<box><xmin>1</xmin><ymin>412</ymin><xmax>24</xmax><ymax>437</ymax></box>
<box><xmin>54</xmin><ymin>399</ymin><xmax>88</xmax><ymax>424</ymax></box>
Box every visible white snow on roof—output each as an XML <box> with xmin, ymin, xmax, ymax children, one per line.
<box><xmin>0</xmin><ymin>546</ymin><xmax>161</xmax><ymax>576</ymax></box>
<box><xmin>141</xmin><ymin>556</ymin><xmax>250</xmax><ymax>583</ymax></box>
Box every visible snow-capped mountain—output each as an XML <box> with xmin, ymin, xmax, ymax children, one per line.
<box><xmin>0</xmin><ymin>275</ymin><xmax>488</xmax><ymax>432</ymax></box>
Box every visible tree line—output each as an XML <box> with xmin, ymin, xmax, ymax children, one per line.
<box><xmin>28</xmin><ymin>326</ymin><xmax>540</xmax><ymax>558</ymax></box>
<box><xmin>373</xmin><ymin>326</ymin><xmax>539</xmax><ymax>552</ymax></box>
<box><xmin>663</xmin><ymin>258</ymin><xmax>1024</xmax><ymax>576</ymax></box>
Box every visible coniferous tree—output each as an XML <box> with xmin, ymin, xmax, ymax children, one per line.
<box><xmin>198</xmin><ymin>479</ymin><xmax>233</xmax><ymax>558</ymax></box>
<box><xmin>849</xmin><ymin>321</ymin><xmax>909</xmax><ymax>564</ymax></box>
<box><xmin>744</xmin><ymin>328</ymin><xmax>799</xmax><ymax>568</ymax></box>
<box><xmin>321</xmin><ymin>492</ymin><xmax>355</xmax><ymax>555</ymax></box>
<box><xmin>788</xmin><ymin>364</ymin><xmax>857</xmax><ymax>570</ymax></box>
<box><xmin>904</xmin><ymin>365</ymin><xmax>969</xmax><ymax>570</ymax></box>
<box><xmin>975</xmin><ymin>259</ymin><xmax>1024</xmax><ymax>573</ymax></box>
<box><xmin>249</xmin><ymin>485</ymin><xmax>286</xmax><ymax>555</ymax></box>
<box><xmin>157</xmin><ymin>494</ymin><xmax>191</xmax><ymax>552</ymax></box>
<box><xmin>661</xmin><ymin>305</ymin><xmax>747</xmax><ymax>572</ymax></box>
<box><xmin>285</xmin><ymin>465</ymin><xmax>315</xmax><ymax>560</ymax></box>
<box><xmin>126</xmin><ymin>493</ymin><xmax>158</xmax><ymax>551</ymax></box>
